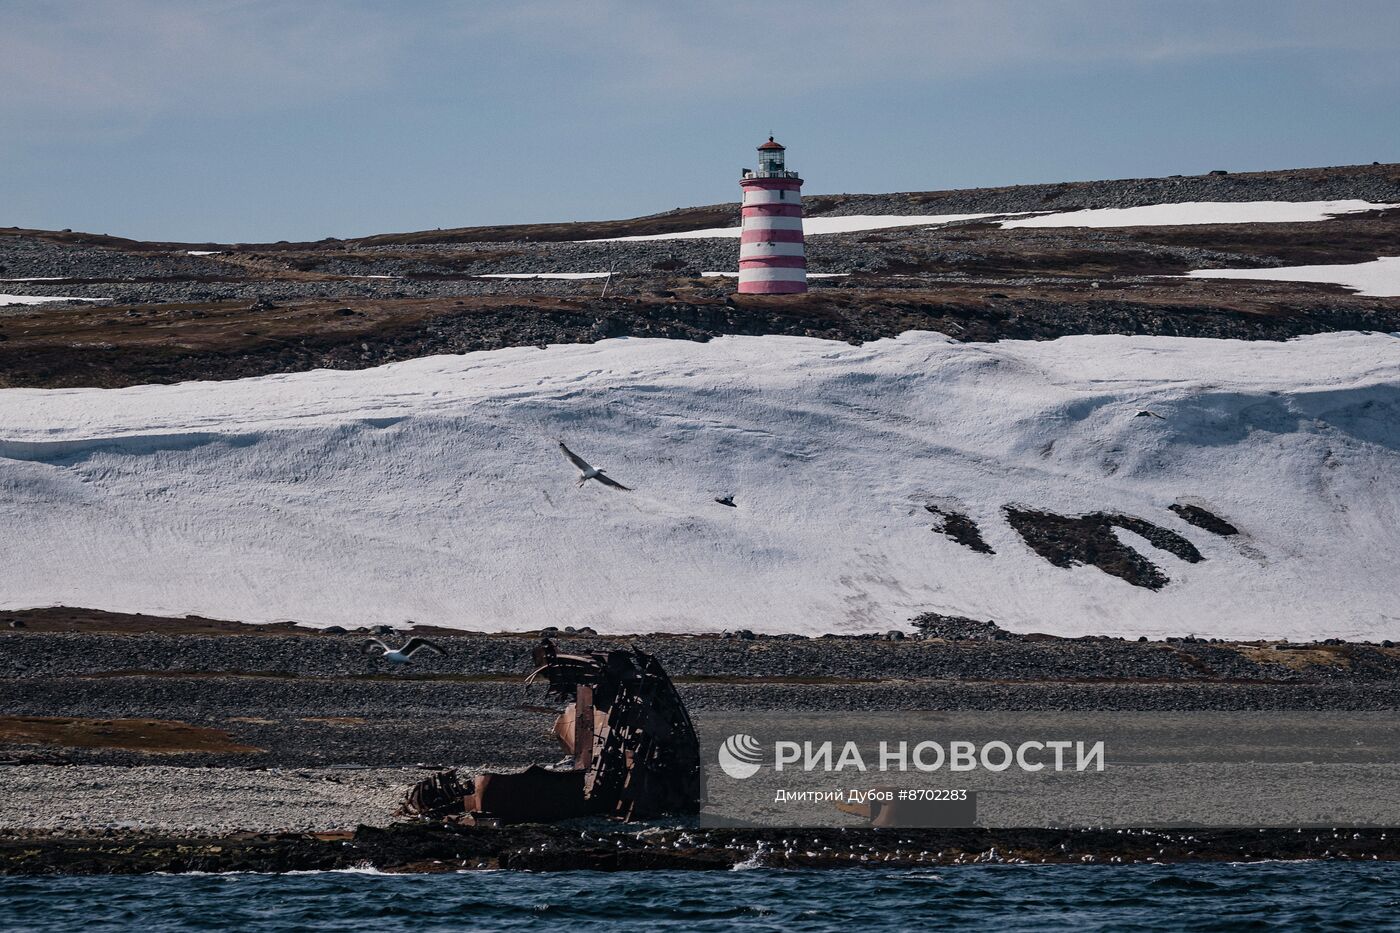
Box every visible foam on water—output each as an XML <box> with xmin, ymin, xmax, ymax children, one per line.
<box><xmin>2</xmin><ymin>863</ymin><xmax>1397</xmax><ymax>931</ymax></box>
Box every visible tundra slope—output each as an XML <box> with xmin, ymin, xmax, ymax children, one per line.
<box><xmin>2</xmin><ymin>163</ymin><xmax>1399</xmax><ymax>392</ymax></box>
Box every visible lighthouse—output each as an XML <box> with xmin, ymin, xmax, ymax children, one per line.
<box><xmin>738</xmin><ymin>136</ymin><xmax>806</xmax><ymax>294</ymax></box>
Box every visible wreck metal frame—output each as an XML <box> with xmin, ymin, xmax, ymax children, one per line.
<box><xmin>403</xmin><ymin>639</ymin><xmax>703</xmax><ymax>824</ymax></box>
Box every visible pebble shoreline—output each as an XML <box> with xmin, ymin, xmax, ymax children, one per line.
<box><xmin>4</xmin><ymin>626</ymin><xmax>1399</xmax><ymax>833</ymax></box>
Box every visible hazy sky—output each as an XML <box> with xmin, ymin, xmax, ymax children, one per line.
<box><xmin>3</xmin><ymin>0</ymin><xmax>1398</xmax><ymax>241</ymax></box>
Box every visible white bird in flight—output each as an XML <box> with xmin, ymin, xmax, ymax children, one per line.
<box><xmin>558</xmin><ymin>440</ymin><xmax>632</xmax><ymax>490</ymax></box>
<box><xmin>361</xmin><ymin>636</ymin><xmax>447</xmax><ymax>664</ymax></box>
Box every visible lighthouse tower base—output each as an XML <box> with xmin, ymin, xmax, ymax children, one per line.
<box><xmin>738</xmin><ymin>138</ymin><xmax>806</xmax><ymax>294</ymax></box>
<box><xmin>737</xmin><ymin>177</ymin><xmax>806</xmax><ymax>294</ymax></box>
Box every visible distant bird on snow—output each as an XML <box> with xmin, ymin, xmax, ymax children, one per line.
<box><xmin>1134</xmin><ymin>410</ymin><xmax>1166</xmax><ymax>420</ymax></box>
<box><xmin>361</xmin><ymin>636</ymin><xmax>447</xmax><ymax>664</ymax></box>
<box><xmin>558</xmin><ymin>440</ymin><xmax>631</xmax><ymax>490</ymax></box>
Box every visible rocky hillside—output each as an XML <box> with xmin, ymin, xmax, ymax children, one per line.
<box><xmin>1</xmin><ymin>162</ymin><xmax>1398</xmax><ymax>389</ymax></box>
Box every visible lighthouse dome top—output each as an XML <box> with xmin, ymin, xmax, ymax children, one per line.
<box><xmin>746</xmin><ymin>136</ymin><xmax>798</xmax><ymax>180</ymax></box>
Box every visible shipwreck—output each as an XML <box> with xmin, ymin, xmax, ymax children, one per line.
<box><xmin>403</xmin><ymin>639</ymin><xmax>703</xmax><ymax>824</ymax></box>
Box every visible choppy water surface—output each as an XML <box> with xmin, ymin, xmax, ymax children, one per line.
<box><xmin>4</xmin><ymin>863</ymin><xmax>1399</xmax><ymax>931</ymax></box>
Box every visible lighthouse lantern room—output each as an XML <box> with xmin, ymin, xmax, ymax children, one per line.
<box><xmin>738</xmin><ymin>136</ymin><xmax>807</xmax><ymax>294</ymax></box>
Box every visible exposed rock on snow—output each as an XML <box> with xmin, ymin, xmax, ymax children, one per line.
<box><xmin>1169</xmin><ymin>503</ymin><xmax>1240</xmax><ymax>537</ymax></box>
<box><xmin>925</xmin><ymin>503</ymin><xmax>995</xmax><ymax>554</ymax></box>
<box><xmin>910</xmin><ymin>613</ymin><xmax>1013</xmax><ymax>641</ymax></box>
<box><xmin>0</xmin><ymin>331</ymin><xmax>1397</xmax><ymax>639</ymax></box>
<box><xmin>1004</xmin><ymin>508</ymin><xmax>1204</xmax><ymax>590</ymax></box>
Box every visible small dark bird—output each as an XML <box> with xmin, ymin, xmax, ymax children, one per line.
<box><xmin>361</xmin><ymin>636</ymin><xmax>446</xmax><ymax>665</ymax></box>
<box><xmin>715</xmin><ymin>495</ymin><xmax>736</xmax><ymax>508</ymax></box>
<box><xmin>1134</xmin><ymin>410</ymin><xmax>1166</xmax><ymax>420</ymax></box>
<box><xmin>558</xmin><ymin>440</ymin><xmax>631</xmax><ymax>490</ymax></box>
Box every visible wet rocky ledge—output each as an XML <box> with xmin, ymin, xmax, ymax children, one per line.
<box><xmin>4</xmin><ymin>823</ymin><xmax>1399</xmax><ymax>875</ymax></box>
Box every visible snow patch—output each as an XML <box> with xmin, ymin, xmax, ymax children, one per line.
<box><xmin>0</xmin><ymin>293</ymin><xmax>107</xmax><ymax>307</ymax></box>
<box><xmin>1187</xmin><ymin>256</ymin><xmax>1400</xmax><ymax>297</ymax></box>
<box><xmin>477</xmin><ymin>272</ymin><xmax>612</xmax><ymax>280</ymax></box>
<box><xmin>700</xmin><ymin>272</ymin><xmax>849</xmax><ymax>278</ymax></box>
<box><xmin>0</xmin><ymin>332</ymin><xmax>1396</xmax><ymax>639</ymax></box>
<box><xmin>1001</xmin><ymin>200</ymin><xmax>1395</xmax><ymax>229</ymax></box>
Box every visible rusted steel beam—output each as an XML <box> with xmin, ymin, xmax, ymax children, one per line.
<box><xmin>573</xmin><ymin>684</ymin><xmax>595</xmax><ymax>771</ymax></box>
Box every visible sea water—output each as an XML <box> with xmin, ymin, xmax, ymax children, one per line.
<box><xmin>3</xmin><ymin>862</ymin><xmax>1399</xmax><ymax>931</ymax></box>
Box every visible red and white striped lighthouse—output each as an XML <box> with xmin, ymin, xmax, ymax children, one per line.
<box><xmin>738</xmin><ymin>136</ymin><xmax>806</xmax><ymax>294</ymax></box>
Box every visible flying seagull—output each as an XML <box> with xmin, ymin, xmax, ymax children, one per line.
<box><xmin>558</xmin><ymin>440</ymin><xmax>631</xmax><ymax>490</ymax></box>
<box><xmin>361</xmin><ymin>636</ymin><xmax>447</xmax><ymax>664</ymax></box>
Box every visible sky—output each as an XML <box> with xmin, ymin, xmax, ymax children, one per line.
<box><xmin>2</xmin><ymin>0</ymin><xmax>1398</xmax><ymax>242</ymax></box>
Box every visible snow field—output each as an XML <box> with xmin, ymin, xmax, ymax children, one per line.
<box><xmin>1</xmin><ymin>331</ymin><xmax>1396</xmax><ymax>638</ymax></box>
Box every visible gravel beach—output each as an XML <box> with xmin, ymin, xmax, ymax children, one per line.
<box><xmin>0</xmin><ymin>766</ymin><xmax>421</xmax><ymax>835</ymax></box>
<box><xmin>4</xmin><ymin>612</ymin><xmax>1399</xmax><ymax>834</ymax></box>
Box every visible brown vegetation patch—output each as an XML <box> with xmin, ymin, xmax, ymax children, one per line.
<box><xmin>1235</xmin><ymin>645</ymin><xmax>1354</xmax><ymax>672</ymax></box>
<box><xmin>0</xmin><ymin>716</ymin><xmax>263</xmax><ymax>754</ymax></box>
<box><xmin>284</xmin><ymin>248</ymin><xmax>522</xmax><ymax>274</ymax></box>
<box><xmin>870</xmin><ymin>236</ymin><xmax>1201</xmax><ymax>278</ymax></box>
